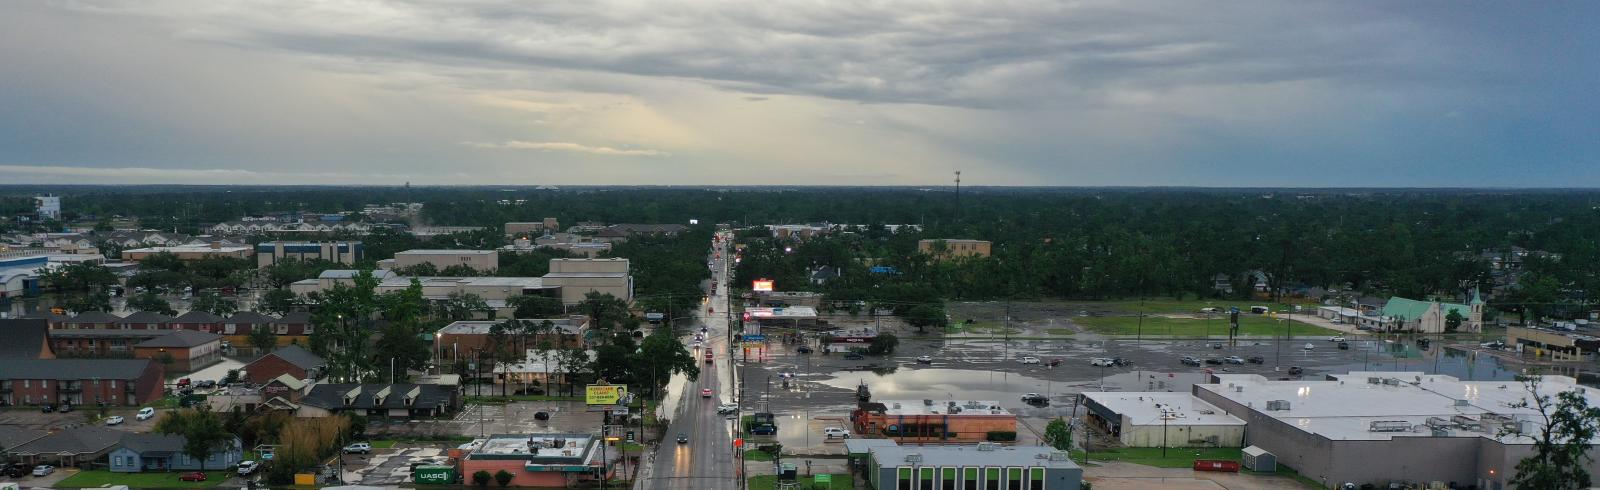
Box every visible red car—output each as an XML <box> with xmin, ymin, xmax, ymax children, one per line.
<box><xmin>701</xmin><ymin>388</ymin><xmax>713</xmax><ymax>398</ymax></box>
<box><xmin>178</xmin><ymin>472</ymin><xmax>208</xmax><ymax>481</ymax></box>
<box><xmin>705</xmin><ymin>352</ymin><xmax>714</xmax><ymax>364</ymax></box>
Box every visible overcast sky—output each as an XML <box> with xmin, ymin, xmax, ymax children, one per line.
<box><xmin>2</xmin><ymin>1</ymin><xmax>1596</xmax><ymax>186</ymax></box>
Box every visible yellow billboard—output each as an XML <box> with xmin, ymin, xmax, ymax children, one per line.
<box><xmin>586</xmin><ymin>385</ymin><xmax>626</xmax><ymax>405</ymax></box>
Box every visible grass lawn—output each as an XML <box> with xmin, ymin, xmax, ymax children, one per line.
<box><xmin>1069</xmin><ymin>298</ymin><xmax>1317</xmax><ymax>314</ymax></box>
<box><xmin>1045</xmin><ymin>328</ymin><xmax>1074</xmax><ymax>335</ymax></box>
<box><xmin>369</xmin><ymin>440</ymin><xmax>397</xmax><ymax>449</ymax></box>
<box><xmin>748</xmin><ymin>473</ymin><xmax>852</xmax><ymax>490</ymax></box>
<box><xmin>1069</xmin><ymin>447</ymin><xmax>1242</xmax><ymax>468</ymax></box>
<box><xmin>744</xmin><ymin>449</ymin><xmax>776</xmax><ymax>461</ymax></box>
<box><xmin>56</xmin><ymin>470</ymin><xmax>228</xmax><ymax>488</ymax></box>
<box><xmin>1075</xmin><ymin>315</ymin><xmax>1337</xmax><ymax>337</ymax></box>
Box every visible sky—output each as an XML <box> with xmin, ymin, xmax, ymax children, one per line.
<box><xmin>1</xmin><ymin>1</ymin><xmax>1596</xmax><ymax>187</ymax></box>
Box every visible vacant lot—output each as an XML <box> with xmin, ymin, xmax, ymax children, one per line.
<box><xmin>1075</xmin><ymin>315</ymin><xmax>1338</xmax><ymax>337</ymax></box>
<box><xmin>56</xmin><ymin>470</ymin><xmax>227</xmax><ymax>488</ymax></box>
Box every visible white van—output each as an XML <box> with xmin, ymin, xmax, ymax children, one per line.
<box><xmin>136</xmin><ymin>407</ymin><xmax>156</xmax><ymax>420</ymax></box>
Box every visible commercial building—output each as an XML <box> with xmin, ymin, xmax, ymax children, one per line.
<box><xmin>0</xmin><ymin>359</ymin><xmax>165</xmax><ymax>406</ymax></box>
<box><xmin>34</xmin><ymin>196</ymin><xmax>61</xmax><ymax>220</ymax></box>
<box><xmin>502</xmin><ymin>236</ymin><xmax>611</xmax><ymax>258</ymax></box>
<box><xmin>121</xmin><ymin>242</ymin><xmax>254</xmax><ymax>262</ymax></box>
<box><xmin>1194</xmin><ymin>371</ymin><xmax>1600</xmax><ymax>489</ymax></box>
<box><xmin>0</xmin><ymin>254</ymin><xmax>46</xmax><ymax>299</ymax></box>
<box><xmin>852</xmin><ymin>400</ymin><xmax>1017</xmax><ymax>444</ymax></box>
<box><xmin>918</xmin><ymin>239</ymin><xmax>992</xmax><ymax>260</ymax></box>
<box><xmin>242</xmin><ymin>345</ymin><xmax>325</xmax><ymax>384</ymax></box>
<box><xmin>295</xmin><ymin>383</ymin><xmax>459</xmax><ymax>418</ymax></box>
<box><xmin>853</xmin><ymin>440</ymin><xmax>1082</xmax><ymax>490</ymax></box>
<box><xmin>460</xmin><ymin>434</ymin><xmax>605</xmax><ymax>488</ymax></box>
<box><xmin>1078</xmin><ymin>392</ymin><xmax>1246</xmax><ymax>448</ymax></box>
<box><xmin>743</xmin><ymin>306</ymin><xmax>819</xmax><ymax>329</ymax></box>
<box><xmin>1504</xmin><ymin>325</ymin><xmax>1600</xmax><ymax>361</ymax></box>
<box><xmin>435</xmin><ymin>317</ymin><xmax>589</xmax><ymax>360</ymax></box>
<box><xmin>391</xmin><ymin>249</ymin><xmax>499</xmax><ymax>272</ymax></box>
<box><xmin>494</xmin><ymin>350</ymin><xmax>597</xmax><ymax>389</ymax></box>
<box><xmin>505</xmin><ymin>219</ymin><xmax>560</xmax><ymax>238</ymax></box>
<box><xmin>543</xmin><ymin>258</ymin><xmax>632</xmax><ymax>304</ymax></box>
<box><xmin>256</xmin><ymin>241</ymin><xmax>363</xmax><ymax>267</ymax></box>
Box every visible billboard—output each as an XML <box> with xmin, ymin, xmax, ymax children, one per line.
<box><xmin>752</xmin><ymin>279</ymin><xmax>774</xmax><ymax>292</ymax></box>
<box><xmin>586</xmin><ymin>385</ymin><xmax>627</xmax><ymax>405</ymax></box>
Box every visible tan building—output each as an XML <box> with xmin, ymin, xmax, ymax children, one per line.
<box><xmin>1505</xmin><ymin>326</ymin><xmax>1600</xmax><ymax>361</ymax></box>
<box><xmin>543</xmin><ymin>258</ymin><xmax>632</xmax><ymax>304</ymax></box>
<box><xmin>917</xmin><ymin>239</ymin><xmax>992</xmax><ymax>260</ymax></box>
<box><xmin>505</xmin><ymin>219</ymin><xmax>560</xmax><ymax>238</ymax></box>
<box><xmin>392</xmin><ymin>249</ymin><xmax>499</xmax><ymax>272</ymax></box>
<box><xmin>122</xmin><ymin>242</ymin><xmax>253</xmax><ymax>262</ymax></box>
<box><xmin>256</xmin><ymin>241</ymin><xmax>362</xmax><ymax>267</ymax></box>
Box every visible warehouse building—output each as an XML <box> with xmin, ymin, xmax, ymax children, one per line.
<box><xmin>856</xmin><ymin>440</ymin><xmax>1082</xmax><ymax>490</ymax></box>
<box><xmin>121</xmin><ymin>242</ymin><xmax>253</xmax><ymax>262</ymax></box>
<box><xmin>1194</xmin><ymin>371</ymin><xmax>1600</xmax><ymax>489</ymax></box>
<box><xmin>391</xmin><ymin>249</ymin><xmax>499</xmax><ymax>272</ymax></box>
<box><xmin>1078</xmin><ymin>392</ymin><xmax>1246</xmax><ymax>448</ymax></box>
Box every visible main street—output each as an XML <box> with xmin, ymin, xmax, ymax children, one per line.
<box><xmin>642</xmin><ymin>231</ymin><xmax>739</xmax><ymax>490</ymax></box>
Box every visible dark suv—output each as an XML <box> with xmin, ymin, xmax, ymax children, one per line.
<box><xmin>3</xmin><ymin>463</ymin><xmax>31</xmax><ymax>478</ymax></box>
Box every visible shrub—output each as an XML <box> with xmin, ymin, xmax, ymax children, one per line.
<box><xmin>985</xmin><ymin>431</ymin><xmax>1017</xmax><ymax>442</ymax></box>
<box><xmin>494</xmin><ymin>469</ymin><xmax>514</xmax><ymax>487</ymax></box>
<box><xmin>472</xmin><ymin>470</ymin><xmax>492</xmax><ymax>488</ymax></box>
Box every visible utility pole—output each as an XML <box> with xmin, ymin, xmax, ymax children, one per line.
<box><xmin>954</xmin><ymin>170</ymin><xmax>962</xmax><ymax>223</ymax></box>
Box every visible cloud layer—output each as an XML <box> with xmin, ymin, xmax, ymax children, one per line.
<box><xmin>1</xmin><ymin>1</ymin><xmax>1595</xmax><ymax>185</ymax></box>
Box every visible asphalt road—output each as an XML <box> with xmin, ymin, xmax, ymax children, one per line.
<box><xmin>645</xmin><ymin>231</ymin><xmax>739</xmax><ymax>490</ymax></box>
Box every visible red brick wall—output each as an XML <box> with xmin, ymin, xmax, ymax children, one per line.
<box><xmin>461</xmin><ymin>459</ymin><xmax>581</xmax><ymax>487</ymax></box>
<box><xmin>1</xmin><ymin>362</ymin><xmax>161</xmax><ymax>406</ymax></box>
<box><xmin>134</xmin><ymin>346</ymin><xmax>197</xmax><ymax>371</ymax></box>
<box><xmin>245</xmin><ymin>354</ymin><xmax>308</xmax><ymax>384</ymax></box>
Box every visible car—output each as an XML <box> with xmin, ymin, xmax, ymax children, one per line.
<box><xmin>716</xmin><ymin>404</ymin><xmax>739</xmax><ymax>414</ymax></box>
<box><xmin>750</xmin><ymin>425</ymin><xmax>778</xmax><ymax>435</ymax></box>
<box><xmin>705</xmin><ymin>352</ymin><xmax>715</xmax><ymax>364</ymax></box>
<box><xmin>1303</xmin><ymin>343</ymin><xmax>1315</xmax><ymax>350</ymax></box>
<box><xmin>1329</xmin><ymin>336</ymin><xmax>1346</xmax><ymax>342</ymax></box>
<box><xmin>3</xmin><ymin>463</ymin><xmax>29</xmax><ymax>478</ymax></box>
<box><xmin>1416</xmin><ymin>338</ymin><xmax>1431</xmax><ymax>348</ymax></box>
<box><xmin>677</xmin><ymin>433</ymin><xmax>690</xmax><ymax>444</ymax></box>
<box><xmin>137</xmin><ymin>407</ymin><xmax>156</xmax><ymax>420</ymax></box>
<box><xmin>197</xmin><ymin>380</ymin><xmax>216</xmax><ymax>389</ymax></box>
<box><xmin>237</xmin><ymin>460</ymin><xmax>259</xmax><ymax>476</ymax></box>
<box><xmin>915</xmin><ymin>355</ymin><xmax>933</xmax><ymax>364</ymax></box>
<box><xmin>796</xmin><ymin>346</ymin><xmax>813</xmax><ymax>354</ymax></box>
<box><xmin>32</xmin><ymin>465</ymin><xmax>55</xmax><ymax>477</ymax></box>
<box><xmin>59</xmin><ymin>403</ymin><xmax>73</xmax><ymax>413</ymax></box>
<box><xmin>1210</xmin><ymin>342</ymin><xmax>1224</xmax><ymax>349</ymax></box>
<box><xmin>1247</xmin><ymin>356</ymin><xmax>1265</xmax><ymax>364</ymax></box>
<box><xmin>1338</xmin><ymin>341</ymin><xmax>1350</xmax><ymax>350</ymax></box>
<box><xmin>1204</xmin><ymin>358</ymin><xmax>1223</xmax><ymax>365</ymax></box>
<box><xmin>1021</xmin><ymin>393</ymin><xmax>1050</xmax><ymax>405</ymax></box>
<box><xmin>1287</xmin><ymin>366</ymin><xmax>1305</xmax><ymax>376</ymax></box>
<box><xmin>1090</xmin><ymin>358</ymin><xmax>1115</xmax><ymax>367</ymax></box>
<box><xmin>843</xmin><ymin>352</ymin><xmax>864</xmax><ymax>360</ymax></box>
<box><xmin>1019</xmin><ymin>356</ymin><xmax>1040</xmax><ymax>364</ymax></box>
<box><xmin>701</xmin><ymin>388</ymin><xmax>713</xmax><ymax>398</ymax></box>
<box><xmin>105</xmin><ymin>415</ymin><xmax>125</xmax><ymax>425</ymax></box>
<box><xmin>1223</xmin><ymin>356</ymin><xmax>1245</xmax><ymax>365</ymax></box>
<box><xmin>1180</xmin><ymin>356</ymin><xmax>1202</xmax><ymax>366</ymax></box>
<box><xmin>40</xmin><ymin>404</ymin><xmax>54</xmax><ymax>413</ymax></box>
<box><xmin>1481</xmin><ymin>340</ymin><xmax>1505</xmax><ymax>350</ymax></box>
<box><xmin>178</xmin><ymin>471</ymin><xmax>207</xmax><ymax>481</ymax></box>
<box><xmin>822</xmin><ymin>427</ymin><xmax>851</xmax><ymax>439</ymax></box>
<box><xmin>344</xmin><ymin>442</ymin><xmax>372</xmax><ymax>454</ymax></box>
<box><xmin>1112</xmin><ymin>357</ymin><xmax>1133</xmax><ymax>367</ymax></box>
<box><xmin>176</xmin><ymin>378</ymin><xmax>191</xmax><ymax>387</ymax></box>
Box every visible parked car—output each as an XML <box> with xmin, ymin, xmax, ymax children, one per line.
<box><xmin>716</xmin><ymin>404</ymin><xmax>739</xmax><ymax>414</ymax></box>
<box><xmin>1223</xmin><ymin>356</ymin><xmax>1245</xmax><ymax>365</ymax></box>
<box><xmin>32</xmin><ymin>465</ymin><xmax>55</xmax><ymax>477</ymax></box>
<box><xmin>59</xmin><ymin>403</ymin><xmax>73</xmax><ymax>413</ymax></box>
<box><xmin>176</xmin><ymin>378</ymin><xmax>191</xmax><ymax>387</ymax></box>
<box><xmin>1247</xmin><ymin>356</ymin><xmax>1265</xmax><ymax>364</ymax></box>
<box><xmin>796</xmin><ymin>346</ymin><xmax>813</xmax><ymax>354</ymax></box>
<box><xmin>1303</xmin><ymin>343</ymin><xmax>1315</xmax><ymax>350</ymax></box>
<box><xmin>750</xmin><ymin>425</ymin><xmax>778</xmax><ymax>435</ymax></box>
<box><xmin>40</xmin><ymin>404</ymin><xmax>54</xmax><ymax>413</ymax></box>
<box><xmin>1338</xmin><ymin>341</ymin><xmax>1350</xmax><ymax>350</ymax></box>
<box><xmin>1180</xmin><ymin>356</ymin><xmax>1202</xmax><ymax>366</ymax></box>
<box><xmin>1090</xmin><ymin>358</ymin><xmax>1115</xmax><ymax>367</ymax></box>
<box><xmin>197</xmin><ymin>380</ymin><xmax>216</xmax><ymax>389</ymax></box>
<box><xmin>1021</xmin><ymin>393</ymin><xmax>1050</xmax><ymax>405</ymax></box>
<box><xmin>237</xmin><ymin>461</ymin><xmax>259</xmax><ymax>476</ymax></box>
<box><xmin>1416</xmin><ymin>338</ymin><xmax>1431</xmax><ymax>349</ymax></box>
<box><xmin>137</xmin><ymin>407</ymin><xmax>156</xmax><ymax>420</ymax></box>
<box><xmin>915</xmin><ymin>355</ymin><xmax>933</xmax><ymax>364</ymax></box>
<box><xmin>105</xmin><ymin>415</ymin><xmax>125</xmax><ymax>425</ymax></box>
<box><xmin>701</xmin><ymin>388</ymin><xmax>713</xmax><ymax>398</ymax></box>
<box><xmin>178</xmin><ymin>471</ymin><xmax>207</xmax><ymax>481</ymax></box>
<box><xmin>3</xmin><ymin>463</ymin><xmax>29</xmax><ymax>478</ymax></box>
<box><xmin>343</xmin><ymin>442</ymin><xmax>372</xmax><ymax>454</ymax></box>
<box><xmin>843</xmin><ymin>352</ymin><xmax>864</xmax><ymax>360</ymax></box>
<box><xmin>823</xmin><ymin>427</ymin><xmax>852</xmax><ymax>439</ymax></box>
<box><xmin>677</xmin><ymin>433</ymin><xmax>689</xmax><ymax>444</ymax></box>
<box><xmin>1019</xmin><ymin>356</ymin><xmax>1040</xmax><ymax>365</ymax></box>
<box><xmin>1204</xmin><ymin>358</ymin><xmax>1223</xmax><ymax>365</ymax></box>
<box><xmin>1112</xmin><ymin>357</ymin><xmax>1133</xmax><ymax>367</ymax></box>
<box><xmin>1287</xmin><ymin>366</ymin><xmax>1305</xmax><ymax>376</ymax></box>
<box><xmin>1329</xmin><ymin>336</ymin><xmax>1346</xmax><ymax>342</ymax></box>
<box><xmin>1210</xmin><ymin>342</ymin><xmax>1224</xmax><ymax>349</ymax></box>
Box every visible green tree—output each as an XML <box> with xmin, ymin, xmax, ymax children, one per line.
<box><xmin>258</xmin><ymin>288</ymin><xmax>298</xmax><ymax>315</ymax></box>
<box><xmin>438</xmin><ymin>291</ymin><xmax>491</xmax><ymax>321</ymax></box>
<box><xmin>555</xmin><ymin>347</ymin><xmax>592</xmax><ymax>396</ymax></box>
<box><xmin>153</xmin><ymin>406</ymin><xmax>236</xmax><ymax>470</ymax></box>
<box><xmin>192</xmin><ymin>292</ymin><xmax>237</xmax><ymax>316</ymax></box>
<box><xmin>509</xmin><ymin>294</ymin><xmax>564</xmax><ymax>319</ymax></box>
<box><xmin>577</xmin><ymin>292</ymin><xmax>632</xmax><ymax>339</ymax></box>
<box><xmin>39</xmin><ymin>262</ymin><xmax>117</xmax><ymax>293</ymax></box>
<box><xmin>64</xmin><ymin>290</ymin><xmax>112</xmax><ymax>314</ymax></box>
<box><xmin>634</xmin><ymin>329</ymin><xmax>701</xmax><ymax>397</ymax></box>
<box><xmin>128</xmin><ymin>292</ymin><xmax>177</xmax><ymax>315</ymax></box>
<box><xmin>866</xmin><ymin>332</ymin><xmax>899</xmax><ymax>355</ymax></box>
<box><xmin>494</xmin><ymin>469</ymin><xmax>514</xmax><ymax>487</ymax></box>
<box><xmin>1503</xmin><ymin>376</ymin><xmax>1600</xmax><ymax>489</ymax></box>
<box><xmin>1044</xmin><ymin>418</ymin><xmax>1072</xmax><ymax>451</ymax></box>
<box><xmin>249</xmin><ymin>325</ymin><xmax>279</xmax><ymax>354</ymax></box>
<box><xmin>1445</xmin><ymin>308</ymin><xmax>1465</xmax><ymax>333</ymax></box>
<box><xmin>309</xmin><ymin>270</ymin><xmax>381</xmax><ymax>382</ymax></box>
<box><xmin>904</xmin><ymin>304</ymin><xmax>948</xmax><ymax>334</ymax></box>
<box><xmin>374</xmin><ymin>279</ymin><xmax>433</xmax><ymax>382</ymax></box>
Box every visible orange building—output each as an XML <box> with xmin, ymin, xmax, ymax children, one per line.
<box><xmin>917</xmin><ymin>239</ymin><xmax>992</xmax><ymax>260</ymax></box>
<box><xmin>852</xmin><ymin>399</ymin><xmax>1017</xmax><ymax>443</ymax></box>
<box><xmin>460</xmin><ymin>434</ymin><xmax>607</xmax><ymax>487</ymax></box>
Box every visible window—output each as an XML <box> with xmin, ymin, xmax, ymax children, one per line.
<box><xmin>1028</xmin><ymin>468</ymin><xmax>1044</xmax><ymax>490</ymax></box>
<box><xmin>303</xmin><ymin>324</ymin><xmax>314</xmax><ymax>334</ymax></box>
<box><xmin>1006</xmin><ymin>468</ymin><xmax>1023</xmax><ymax>490</ymax></box>
<box><xmin>942</xmin><ymin>468</ymin><xmax>957</xmax><ymax>490</ymax></box>
<box><xmin>985</xmin><ymin>468</ymin><xmax>1000</xmax><ymax>490</ymax></box>
<box><xmin>23</xmin><ymin>380</ymin><xmax>29</xmax><ymax>388</ymax></box>
<box><xmin>275</xmin><ymin>324</ymin><xmax>288</xmax><ymax>335</ymax></box>
<box><xmin>964</xmin><ymin>468</ymin><xmax>979</xmax><ymax>490</ymax></box>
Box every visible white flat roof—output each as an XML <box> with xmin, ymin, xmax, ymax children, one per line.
<box><xmin>126</xmin><ymin>245</ymin><xmax>250</xmax><ymax>253</ymax></box>
<box><xmin>746</xmin><ymin>306</ymin><xmax>817</xmax><ymax>319</ymax></box>
<box><xmin>1201</xmin><ymin>372</ymin><xmax>1600</xmax><ymax>443</ymax></box>
<box><xmin>1082</xmin><ymin>392</ymin><xmax>1245</xmax><ymax>427</ymax></box>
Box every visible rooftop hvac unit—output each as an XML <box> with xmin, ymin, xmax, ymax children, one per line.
<box><xmin>1426</xmin><ymin>417</ymin><xmax>1452</xmax><ymax>429</ymax></box>
<box><xmin>905</xmin><ymin>454</ymin><xmax>923</xmax><ymax>463</ymax></box>
<box><xmin>1369</xmin><ymin>420</ymin><xmax>1412</xmax><ymax>432</ymax></box>
<box><xmin>1382</xmin><ymin>378</ymin><xmax>1400</xmax><ymax>386</ymax></box>
<box><xmin>1265</xmin><ymin>400</ymin><xmax>1292</xmax><ymax>411</ymax></box>
<box><xmin>924</xmin><ymin>399</ymin><xmax>934</xmax><ymax>406</ymax></box>
<box><xmin>976</xmin><ymin>442</ymin><xmax>998</xmax><ymax>452</ymax></box>
<box><xmin>1431</xmin><ymin>427</ymin><xmax>1452</xmax><ymax>437</ymax></box>
<box><xmin>1048</xmin><ymin>452</ymin><xmax>1070</xmax><ymax>461</ymax></box>
<box><xmin>1454</xmin><ymin>399</ymin><xmax>1471</xmax><ymax>407</ymax></box>
<box><xmin>1235</xmin><ymin>386</ymin><xmax>1244</xmax><ymax>393</ymax></box>
<box><xmin>1368</xmin><ymin>377</ymin><xmax>1381</xmax><ymax>384</ymax></box>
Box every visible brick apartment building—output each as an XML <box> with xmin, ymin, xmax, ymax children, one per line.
<box><xmin>243</xmin><ymin>345</ymin><xmax>325</xmax><ymax>384</ymax></box>
<box><xmin>0</xmin><ymin>359</ymin><xmax>165</xmax><ymax>406</ymax></box>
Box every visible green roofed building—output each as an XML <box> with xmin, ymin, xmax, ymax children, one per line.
<box><xmin>1381</xmin><ymin>292</ymin><xmax>1484</xmax><ymax>333</ymax></box>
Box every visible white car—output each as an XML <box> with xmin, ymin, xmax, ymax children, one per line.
<box><xmin>343</xmin><ymin>442</ymin><xmax>372</xmax><ymax>454</ymax></box>
<box><xmin>1019</xmin><ymin>356</ymin><xmax>1040</xmax><ymax>364</ymax></box>
<box><xmin>136</xmin><ymin>407</ymin><xmax>156</xmax><ymax>420</ymax></box>
<box><xmin>104</xmin><ymin>415</ymin><xmax>125</xmax><ymax>425</ymax></box>
<box><xmin>237</xmin><ymin>460</ymin><xmax>260</xmax><ymax>476</ymax></box>
<box><xmin>1090</xmin><ymin>358</ymin><xmax>1115</xmax><ymax>367</ymax></box>
<box><xmin>915</xmin><ymin>355</ymin><xmax>933</xmax><ymax>364</ymax></box>
<box><xmin>32</xmin><ymin>465</ymin><xmax>54</xmax><ymax>477</ymax></box>
<box><xmin>822</xmin><ymin>427</ymin><xmax>851</xmax><ymax>439</ymax></box>
<box><xmin>1329</xmin><ymin>336</ymin><xmax>1346</xmax><ymax>342</ymax></box>
<box><xmin>716</xmin><ymin>404</ymin><xmax>739</xmax><ymax>414</ymax></box>
<box><xmin>1303</xmin><ymin>343</ymin><xmax>1315</xmax><ymax>350</ymax></box>
<box><xmin>1223</xmin><ymin>356</ymin><xmax>1245</xmax><ymax>365</ymax></box>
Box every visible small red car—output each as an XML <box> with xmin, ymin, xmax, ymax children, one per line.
<box><xmin>705</xmin><ymin>352</ymin><xmax>714</xmax><ymax>364</ymax></box>
<box><xmin>701</xmin><ymin>388</ymin><xmax>713</xmax><ymax>398</ymax></box>
<box><xmin>178</xmin><ymin>472</ymin><xmax>208</xmax><ymax>481</ymax></box>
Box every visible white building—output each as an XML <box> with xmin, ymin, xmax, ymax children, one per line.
<box><xmin>1078</xmin><ymin>392</ymin><xmax>1246</xmax><ymax>448</ymax></box>
<box><xmin>34</xmin><ymin>196</ymin><xmax>60</xmax><ymax>220</ymax></box>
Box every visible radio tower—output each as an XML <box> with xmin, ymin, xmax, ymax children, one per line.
<box><xmin>954</xmin><ymin>170</ymin><xmax>962</xmax><ymax>221</ymax></box>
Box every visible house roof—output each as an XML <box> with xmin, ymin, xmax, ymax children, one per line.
<box><xmin>47</xmin><ymin>329</ymin><xmax>169</xmax><ymax>340</ymax></box>
<box><xmin>277</xmin><ymin>311</ymin><xmax>313</xmax><ymax>324</ymax></box>
<box><xmin>10</xmin><ymin>426</ymin><xmax>125</xmax><ymax>455</ymax></box>
<box><xmin>0</xmin><ymin>426</ymin><xmax>49</xmax><ymax>450</ymax></box>
<box><xmin>254</xmin><ymin>344</ymin><xmax>324</xmax><ymax>370</ymax></box>
<box><xmin>172</xmin><ymin>310</ymin><xmax>225</xmax><ymax>324</ymax></box>
<box><xmin>0</xmin><ymin>359</ymin><xmax>155</xmax><ymax>380</ymax></box>
<box><xmin>297</xmin><ymin>383</ymin><xmax>455</xmax><ymax>411</ymax></box>
<box><xmin>65</xmin><ymin>311</ymin><xmax>122</xmax><ymax>324</ymax></box>
<box><xmin>115</xmin><ymin>433</ymin><xmax>187</xmax><ymax>456</ymax></box>
<box><xmin>226</xmin><ymin>311</ymin><xmax>277</xmax><ymax>325</ymax></box>
<box><xmin>135</xmin><ymin>329</ymin><xmax>223</xmax><ymax>348</ymax></box>
<box><xmin>0</xmin><ymin>319</ymin><xmax>52</xmax><ymax>359</ymax></box>
<box><xmin>119</xmin><ymin>311</ymin><xmax>173</xmax><ymax>324</ymax></box>
<box><xmin>21</xmin><ymin>310</ymin><xmax>69</xmax><ymax>323</ymax></box>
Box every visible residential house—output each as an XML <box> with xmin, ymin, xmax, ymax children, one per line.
<box><xmin>809</xmin><ymin>266</ymin><xmax>840</xmax><ymax>286</ymax></box>
<box><xmin>4</xmin><ymin>426</ymin><xmax>125</xmax><ymax>467</ymax></box>
<box><xmin>242</xmin><ymin>345</ymin><xmax>324</xmax><ymax>384</ymax></box>
<box><xmin>917</xmin><ymin>239</ymin><xmax>992</xmax><ymax>260</ymax></box>
<box><xmin>108</xmin><ymin>434</ymin><xmax>243</xmax><ymax>473</ymax></box>
<box><xmin>296</xmin><ymin>383</ymin><xmax>458</xmax><ymax>418</ymax></box>
<box><xmin>222</xmin><ymin>311</ymin><xmax>276</xmax><ymax>336</ymax></box>
<box><xmin>61</xmin><ymin>311</ymin><xmax>121</xmax><ymax>330</ymax></box>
